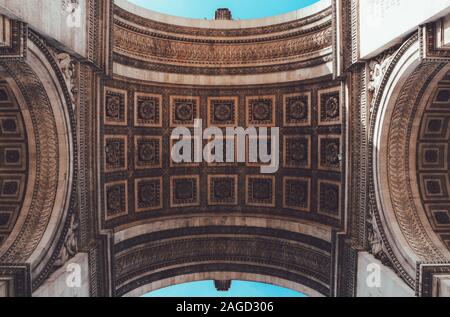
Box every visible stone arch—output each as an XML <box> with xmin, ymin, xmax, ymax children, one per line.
<box><xmin>112</xmin><ymin>215</ymin><xmax>334</xmax><ymax>297</ymax></box>
<box><xmin>95</xmin><ymin>0</ymin><xmax>347</xmax><ymax>298</ymax></box>
<box><xmin>0</xmin><ymin>33</ymin><xmax>75</xmax><ymax>290</ymax></box>
<box><xmin>369</xmin><ymin>33</ymin><xmax>450</xmax><ymax>288</ymax></box>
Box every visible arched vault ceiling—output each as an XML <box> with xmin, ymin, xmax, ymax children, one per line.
<box><xmin>112</xmin><ymin>1</ymin><xmax>333</xmax><ymax>85</ymax></box>
<box><xmin>101</xmin><ymin>78</ymin><xmax>344</xmax><ymax>296</ymax></box>
<box><xmin>416</xmin><ymin>72</ymin><xmax>450</xmax><ymax>250</ymax></box>
<box><xmin>101</xmin><ymin>1</ymin><xmax>343</xmax><ymax>297</ymax></box>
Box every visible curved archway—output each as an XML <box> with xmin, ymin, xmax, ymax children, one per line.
<box><xmin>125</xmin><ymin>0</ymin><xmax>322</xmax><ymax>21</ymax></box>
<box><xmin>113</xmin><ymin>215</ymin><xmax>333</xmax><ymax>297</ymax></box>
<box><xmin>0</xmin><ymin>33</ymin><xmax>75</xmax><ymax>292</ymax></box>
<box><xmin>369</xmin><ymin>34</ymin><xmax>450</xmax><ymax>287</ymax></box>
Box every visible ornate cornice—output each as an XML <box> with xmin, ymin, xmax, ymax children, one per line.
<box><xmin>113</xmin><ymin>5</ymin><xmax>332</xmax><ymax>76</ymax></box>
<box><xmin>113</xmin><ymin>18</ymin><xmax>332</xmax><ymax>44</ymax></box>
<box><xmin>113</xmin><ymin>53</ymin><xmax>333</xmax><ymax>76</ymax></box>
<box><xmin>416</xmin><ymin>263</ymin><xmax>450</xmax><ymax>296</ymax></box>
<box><xmin>0</xmin><ymin>18</ymin><xmax>27</xmax><ymax>59</ymax></box>
<box><xmin>367</xmin><ymin>34</ymin><xmax>418</xmax><ymax>287</ymax></box>
<box><xmin>114</xmin><ymin>25</ymin><xmax>331</xmax><ymax>61</ymax></box>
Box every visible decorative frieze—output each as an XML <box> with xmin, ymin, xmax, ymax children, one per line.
<box><xmin>113</xmin><ymin>5</ymin><xmax>332</xmax><ymax>75</ymax></box>
<box><xmin>283</xmin><ymin>177</ymin><xmax>311</xmax><ymax>212</ymax></box>
<box><xmin>104</xmin><ymin>87</ymin><xmax>128</xmax><ymax>126</ymax></box>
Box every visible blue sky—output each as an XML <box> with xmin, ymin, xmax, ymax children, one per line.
<box><xmin>127</xmin><ymin>0</ymin><xmax>320</xmax><ymax>20</ymax></box>
<box><xmin>143</xmin><ymin>281</ymin><xmax>306</xmax><ymax>297</ymax></box>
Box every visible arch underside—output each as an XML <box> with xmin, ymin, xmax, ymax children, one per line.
<box><xmin>103</xmin><ymin>0</ymin><xmax>343</xmax><ymax>297</ymax></box>
<box><xmin>0</xmin><ymin>30</ymin><xmax>75</xmax><ymax>295</ymax></box>
<box><xmin>370</xmin><ymin>34</ymin><xmax>450</xmax><ymax>289</ymax></box>
<box><xmin>114</xmin><ymin>225</ymin><xmax>333</xmax><ymax>297</ymax></box>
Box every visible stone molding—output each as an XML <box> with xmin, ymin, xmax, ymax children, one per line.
<box><xmin>114</xmin><ymin>227</ymin><xmax>332</xmax><ymax>297</ymax></box>
<box><xmin>0</xmin><ymin>28</ymin><xmax>77</xmax><ymax>292</ymax></box>
<box><xmin>368</xmin><ymin>33</ymin><xmax>450</xmax><ymax>289</ymax></box>
<box><xmin>113</xmin><ymin>3</ymin><xmax>332</xmax><ymax>79</ymax></box>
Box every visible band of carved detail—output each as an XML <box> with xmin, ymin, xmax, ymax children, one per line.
<box><xmin>0</xmin><ymin>61</ymin><xmax>59</xmax><ymax>263</ymax></box>
<box><xmin>386</xmin><ymin>62</ymin><xmax>447</xmax><ymax>262</ymax></box>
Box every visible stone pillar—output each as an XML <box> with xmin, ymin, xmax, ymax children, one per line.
<box><xmin>356</xmin><ymin>252</ymin><xmax>415</xmax><ymax>297</ymax></box>
<box><xmin>33</xmin><ymin>253</ymin><xmax>90</xmax><ymax>297</ymax></box>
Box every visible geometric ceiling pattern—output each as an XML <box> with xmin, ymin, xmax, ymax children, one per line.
<box><xmin>0</xmin><ymin>81</ymin><xmax>27</xmax><ymax>248</ymax></box>
<box><xmin>100</xmin><ymin>2</ymin><xmax>344</xmax><ymax>297</ymax></box>
<box><xmin>101</xmin><ymin>80</ymin><xmax>344</xmax><ymax>230</ymax></box>
<box><xmin>417</xmin><ymin>71</ymin><xmax>450</xmax><ymax>250</ymax></box>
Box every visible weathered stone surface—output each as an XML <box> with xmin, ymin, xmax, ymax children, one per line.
<box><xmin>0</xmin><ymin>0</ymin><xmax>448</xmax><ymax>298</ymax></box>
